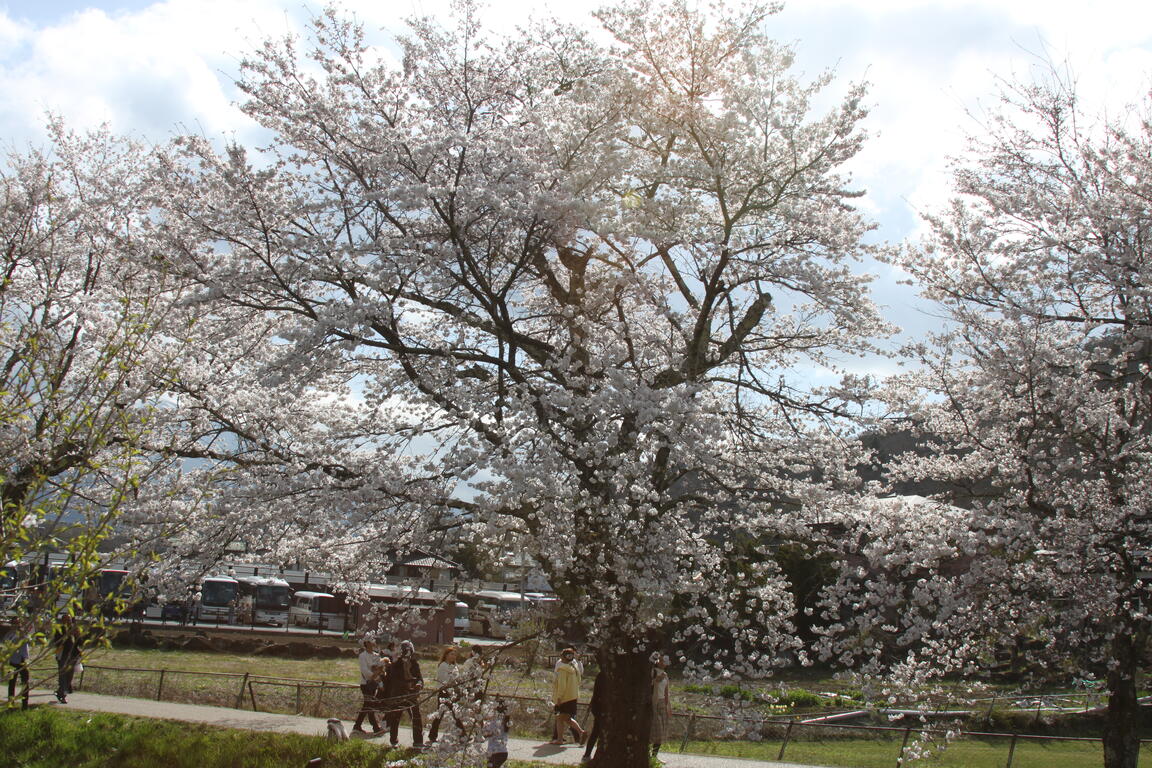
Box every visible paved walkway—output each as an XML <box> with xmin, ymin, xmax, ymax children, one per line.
<box><xmin>29</xmin><ymin>688</ymin><xmax>836</xmax><ymax>768</ymax></box>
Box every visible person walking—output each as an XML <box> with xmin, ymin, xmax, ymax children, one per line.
<box><xmin>351</xmin><ymin>638</ymin><xmax>384</xmax><ymax>734</ymax></box>
<box><xmin>649</xmin><ymin>653</ymin><xmax>671</xmax><ymax>757</ymax></box>
<box><xmin>427</xmin><ymin>645</ymin><xmax>461</xmax><ymax>742</ymax></box>
<box><xmin>369</xmin><ymin>655</ymin><xmax>391</xmax><ymax>727</ymax></box>
<box><xmin>4</xmin><ymin>623</ymin><xmax>30</xmax><ymax>709</ymax></box>
<box><xmin>383</xmin><ymin>639</ymin><xmax>424</xmax><ymax>748</ymax></box>
<box><xmin>581</xmin><ymin>668</ymin><xmax>606</xmax><ymax>764</ymax></box>
<box><xmin>52</xmin><ymin>615</ymin><xmax>83</xmax><ymax>704</ymax></box>
<box><xmin>550</xmin><ymin>647</ymin><xmax>586</xmax><ymax>746</ymax></box>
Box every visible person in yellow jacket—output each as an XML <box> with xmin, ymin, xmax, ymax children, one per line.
<box><xmin>549</xmin><ymin>648</ymin><xmax>587</xmax><ymax>745</ymax></box>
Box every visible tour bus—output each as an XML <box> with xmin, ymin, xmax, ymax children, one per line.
<box><xmin>461</xmin><ymin>590</ymin><xmax>536</xmax><ymax>637</ymax></box>
<box><xmin>236</xmin><ymin>575</ymin><xmax>291</xmax><ymax>626</ymax></box>
<box><xmin>288</xmin><ymin>590</ymin><xmax>347</xmax><ymax>631</ymax></box>
<box><xmin>92</xmin><ymin>567</ymin><xmax>136</xmax><ymax>616</ymax></box>
<box><xmin>197</xmin><ymin>575</ymin><xmax>240</xmax><ymax>623</ymax></box>
<box><xmin>357</xmin><ymin>583</ymin><xmax>455</xmax><ymax>644</ymax></box>
<box><xmin>454</xmin><ymin>601</ymin><xmax>470</xmax><ymax>633</ymax></box>
<box><xmin>96</xmin><ymin>568</ymin><xmax>129</xmax><ymax>597</ymax></box>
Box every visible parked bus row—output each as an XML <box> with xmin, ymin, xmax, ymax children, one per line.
<box><xmin>3</xmin><ymin>559</ymin><xmax>557</xmax><ymax>641</ymax></box>
<box><xmin>1</xmin><ymin>560</ymin><xmax>134</xmax><ymax>617</ymax></box>
<box><xmin>146</xmin><ymin>575</ymin><xmax>459</xmax><ymax>641</ymax></box>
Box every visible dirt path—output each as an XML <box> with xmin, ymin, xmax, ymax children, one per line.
<box><xmin>32</xmin><ymin>687</ymin><xmax>838</xmax><ymax>768</ymax></box>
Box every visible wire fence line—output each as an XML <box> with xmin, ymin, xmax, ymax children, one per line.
<box><xmin>49</xmin><ymin>662</ymin><xmax>1143</xmax><ymax>767</ymax></box>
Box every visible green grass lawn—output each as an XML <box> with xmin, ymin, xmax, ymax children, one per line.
<box><xmin>680</xmin><ymin>734</ymin><xmax>1152</xmax><ymax>768</ymax></box>
<box><xmin>66</xmin><ymin>644</ymin><xmax>555</xmax><ymax>718</ymax></box>
<box><xmin>0</xmin><ymin>707</ymin><xmax>552</xmax><ymax>768</ymax></box>
<box><xmin>0</xmin><ymin>707</ymin><xmax>415</xmax><ymax>768</ymax></box>
<box><xmin>84</xmin><ymin>645</ymin><xmax>362</xmax><ymax>681</ymax></box>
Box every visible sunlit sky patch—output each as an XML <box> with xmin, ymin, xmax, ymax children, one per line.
<box><xmin>3</xmin><ymin>0</ymin><xmax>1148</xmax><ymax>377</ymax></box>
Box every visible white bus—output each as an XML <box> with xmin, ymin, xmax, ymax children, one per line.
<box><xmin>454</xmin><ymin>601</ymin><xmax>470</xmax><ymax>633</ymax></box>
<box><xmin>463</xmin><ymin>590</ymin><xmax>538</xmax><ymax>637</ymax></box>
<box><xmin>236</xmin><ymin>575</ymin><xmax>291</xmax><ymax>626</ymax></box>
<box><xmin>198</xmin><ymin>576</ymin><xmax>239</xmax><ymax>623</ymax></box>
<box><xmin>289</xmin><ymin>590</ymin><xmax>346</xmax><ymax>631</ymax></box>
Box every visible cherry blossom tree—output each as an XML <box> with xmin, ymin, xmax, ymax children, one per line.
<box><xmin>817</xmin><ymin>74</ymin><xmax>1152</xmax><ymax>768</ymax></box>
<box><xmin>0</xmin><ymin>128</ymin><xmax>217</xmax><ymax>669</ymax></box>
<box><xmin>152</xmin><ymin>2</ymin><xmax>886</xmax><ymax>764</ymax></box>
<box><xmin>0</xmin><ymin>126</ymin><xmax>352</xmax><ymax>674</ymax></box>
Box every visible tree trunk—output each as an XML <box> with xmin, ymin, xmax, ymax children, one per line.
<box><xmin>1102</xmin><ymin>632</ymin><xmax>1141</xmax><ymax>768</ymax></box>
<box><xmin>590</xmin><ymin>648</ymin><xmax>652</xmax><ymax>768</ymax></box>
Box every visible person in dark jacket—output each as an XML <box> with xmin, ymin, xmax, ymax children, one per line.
<box><xmin>383</xmin><ymin>639</ymin><xmax>424</xmax><ymax>748</ymax></box>
<box><xmin>53</xmin><ymin>615</ymin><xmax>83</xmax><ymax>704</ymax></box>
<box><xmin>4</xmin><ymin>623</ymin><xmax>31</xmax><ymax>709</ymax></box>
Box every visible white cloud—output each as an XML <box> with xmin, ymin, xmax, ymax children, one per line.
<box><xmin>0</xmin><ymin>0</ymin><xmax>300</xmax><ymax>147</ymax></box>
<box><xmin>0</xmin><ymin>11</ymin><xmax>28</xmax><ymax>50</ymax></box>
<box><xmin>2</xmin><ymin>0</ymin><xmax>1149</xmax><ymax>239</ymax></box>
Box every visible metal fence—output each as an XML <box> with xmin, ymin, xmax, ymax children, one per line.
<box><xmin>74</xmin><ymin>663</ymin><xmax>361</xmax><ymax>718</ymax></box>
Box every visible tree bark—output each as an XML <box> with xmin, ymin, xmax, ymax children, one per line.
<box><xmin>1102</xmin><ymin>632</ymin><xmax>1141</xmax><ymax>768</ymax></box>
<box><xmin>590</xmin><ymin>648</ymin><xmax>652</xmax><ymax>768</ymax></box>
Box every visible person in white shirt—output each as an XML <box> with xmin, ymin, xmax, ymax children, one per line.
<box><xmin>351</xmin><ymin>638</ymin><xmax>384</xmax><ymax>734</ymax></box>
<box><xmin>650</xmin><ymin>653</ymin><xmax>671</xmax><ymax>757</ymax></box>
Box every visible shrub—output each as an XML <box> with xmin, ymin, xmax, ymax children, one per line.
<box><xmin>775</xmin><ymin>689</ymin><xmax>822</xmax><ymax>708</ymax></box>
<box><xmin>718</xmin><ymin>684</ymin><xmax>755</xmax><ymax>702</ymax></box>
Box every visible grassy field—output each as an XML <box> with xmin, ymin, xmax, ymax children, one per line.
<box><xmin>63</xmin><ymin>644</ymin><xmax>559</xmax><ymax>722</ymax></box>
<box><xmin>64</xmin><ymin>643</ymin><xmax>862</xmax><ymax>716</ymax></box>
<box><xmin>679</xmin><ymin>735</ymin><xmax>1145</xmax><ymax>768</ymax></box>
<box><xmin>0</xmin><ymin>707</ymin><xmax>1138</xmax><ymax>768</ymax></box>
<box><xmin>0</xmin><ymin>707</ymin><xmax>542</xmax><ymax>768</ymax></box>
<box><xmin>84</xmin><ymin>644</ymin><xmax>363</xmax><ymax>681</ymax></box>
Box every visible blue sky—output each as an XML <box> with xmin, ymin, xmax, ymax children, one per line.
<box><xmin>2</xmin><ymin>0</ymin><xmax>1150</xmax><ymax>380</ymax></box>
<box><xmin>3</xmin><ymin>0</ymin><xmax>152</xmax><ymax>24</ymax></box>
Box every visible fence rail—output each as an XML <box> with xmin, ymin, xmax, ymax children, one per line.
<box><xmin>59</xmin><ymin>662</ymin><xmax>1146</xmax><ymax>768</ymax></box>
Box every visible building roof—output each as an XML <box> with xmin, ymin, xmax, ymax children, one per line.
<box><xmin>398</xmin><ymin>552</ymin><xmax>460</xmax><ymax>570</ymax></box>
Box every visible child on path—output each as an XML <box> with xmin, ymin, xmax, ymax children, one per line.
<box><xmin>484</xmin><ymin>698</ymin><xmax>510</xmax><ymax>767</ymax></box>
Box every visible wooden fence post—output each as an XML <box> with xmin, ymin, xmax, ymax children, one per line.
<box><xmin>778</xmin><ymin>719</ymin><xmax>795</xmax><ymax>761</ymax></box>
<box><xmin>295</xmin><ymin>683</ymin><xmax>302</xmax><ymax>714</ymax></box>
<box><xmin>235</xmin><ymin>672</ymin><xmax>249</xmax><ymax>709</ymax></box>
<box><xmin>248</xmin><ymin>678</ymin><xmax>258</xmax><ymax>711</ymax></box>
<box><xmin>896</xmin><ymin>726</ymin><xmax>913</xmax><ymax>767</ymax></box>
<box><xmin>315</xmin><ymin>681</ymin><xmax>326</xmax><ymax>717</ymax></box>
<box><xmin>1005</xmin><ymin>733</ymin><xmax>1019</xmax><ymax>768</ymax></box>
<box><xmin>156</xmin><ymin>669</ymin><xmax>166</xmax><ymax>701</ymax></box>
<box><xmin>678</xmin><ymin>713</ymin><xmax>696</xmax><ymax>753</ymax></box>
